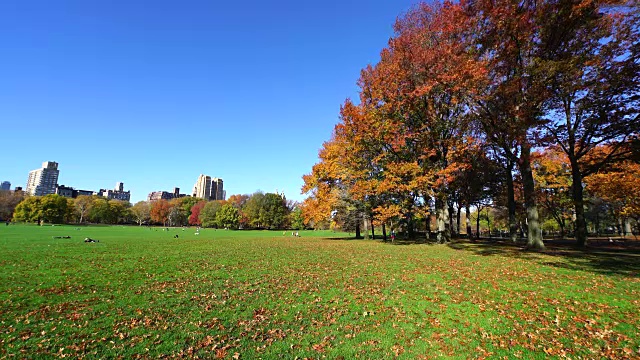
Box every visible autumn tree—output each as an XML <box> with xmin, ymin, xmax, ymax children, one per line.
<box><xmin>532</xmin><ymin>148</ymin><xmax>574</xmax><ymax>237</ymax></box>
<box><xmin>586</xmin><ymin>161</ymin><xmax>640</xmax><ymax>236</ymax></box>
<box><xmin>168</xmin><ymin>198</ymin><xmax>188</xmax><ymax>226</ymax></box>
<box><xmin>130</xmin><ymin>201</ymin><xmax>151</xmax><ymax>225</ymax></box>
<box><xmin>188</xmin><ymin>200</ymin><xmax>207</xmax><ymax>226</ymax></box>
<box><xmin>539</xmin><ymin>1</ymin><xmax>640</xmax><ymax>246</ymax></box>
<box><xmin>150</xmin><ymin>199</ymin><xmax>171</xmax><ymax>226</ymax></box>
<box><xmin>0</xmin><ymin>189</ymin><xmax>25</xmax><ymax>221</ymax></box>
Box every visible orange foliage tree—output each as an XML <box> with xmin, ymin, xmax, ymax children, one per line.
<box><xmin>150</xmin><ymin>199</ymin><xmax>171</xmax><ymax>227</ymax></box>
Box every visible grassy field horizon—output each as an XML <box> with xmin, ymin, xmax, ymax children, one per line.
<box><xmin>1</xmin><ymin>224</ymin><xmax>638</xmax><ymax>358</ymax></box>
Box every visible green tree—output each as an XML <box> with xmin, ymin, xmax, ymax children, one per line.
<box><xmin>179</xmin><ymin>196</ymin><xmax>201</xmax><ymax>219</ymax></box>
<box><xmin>108</xmin><ymin>200</ymin><xmax>130</xmax><ymax>224</ymax></box>
<box><xmin>259</xmin><ymin>193</ymin><xmax>289</xmax><ymax>229</ymax></box>
<box><xmin>289</xmin><ymin>207</ymin><xmax>306</xmax><ymax>230</ymax></box>
<box><xmin>199</xmin><ymin>201</ymin><xmax>223</xmax><ymax>228</ymax></box>
<box><xmin>12</xmin><ymin>197</ymin><xmax>42</xmax><ymax>223</ymax></box>
<box><xmin>215</xmin><ymin>204</ymin><xmax>240</xmax><ymax>229</ymax></box>
<box><xmin>39</xmin><ymin>195</ymin><xmax>69</xmax><ymax>224</ymax></box>
<box><xmin>243</xmin><ymin>192</ymin><xmax>265</xmax><ymax>228</ymax></box>
<box><xmin>89</xmin><ymin>198</ymin><xmax>115</xmax><ymax>224</ymax></box>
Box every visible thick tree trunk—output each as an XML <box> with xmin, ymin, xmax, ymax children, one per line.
<box><xmin>569</xmin><ymin>161</ymin><xmax>588</xmax><ymax>247</ymax></box>
<box><xmin>406</xmin><ymin>210</ymin><xmax>414</xmax><ymax>240</ymax></box>
<box><xmin>363</xmin><ymin>217</ymin><xmax>370</xmax><ymax>240</ymax></box>
<box><xmin>435</xmin><ymin>196</ymin><xmax>450</xmax><ymax>243</ymax></box>
<box><xmin>371</xmin><ymin>216</ymin><xmax>375</xmax><ymax>240</ymax></box>
<box><xmin>382</xmin><ymin>223</ymin><xmax>387</xmax><ymax>242</ymax></box>
<box><xmin>355</xmin><ymin>223</ymin><xmax>361</xmax><ymax>239</ymax></box>
<box><xmin>506</xmin><ymin>159</ymin><xmax>518</xmax><ymax>242</ymax></box>
<box><xmin>466</xmin><ymin>204</ymin><xmax>472</xmax><ymax>239</ymax></box>
<box><xmin>448</xmin><ymin>201</ymin><xmax>455</xmax><ymax>238</ymax></box>
<box><xmin>519</xmin><ymin>145</ymin><xmax>545</xmax><ymax>250</ymax></box>
<box><xmin>624</xmin><ymin>218</ymin><xmax>632</xmax><ymax>237</ymax></box>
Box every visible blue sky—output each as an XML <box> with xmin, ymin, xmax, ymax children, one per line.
<box><xmin>0</xmin><ymin>0</ymin><xmax>416</xmax><ymax>203</ymax></box>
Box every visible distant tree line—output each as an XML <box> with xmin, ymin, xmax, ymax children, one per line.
<box><xmin>5</xmin><ymin>191</ymin><xmax>307</xmax><ymax>230</ymax></box>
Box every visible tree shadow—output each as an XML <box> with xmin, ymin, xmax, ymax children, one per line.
<box><xmin>446</xmin><ymin>239</ymin><xmax>640</xmax><ymax>277</ymax></box>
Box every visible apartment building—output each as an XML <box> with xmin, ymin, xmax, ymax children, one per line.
<box><xmin>26</xmin><ymin>161</ymin><xmax>59</xmax><ymax>196</ymax></box>
<box><xmin>192</xmin><ymin>174</ymin><xmax>224</xmax><ymax>200</ymax></box>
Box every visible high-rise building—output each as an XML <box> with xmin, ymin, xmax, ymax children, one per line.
<box><xmin>212</xmin><ymin>177</ymin><xmax>224</xmax><ymax>200</ymax></box>
<box><xmin>192</xmin><ymin>174</ymin><xmax>224</xmax><ymax>200</ymax></box>
<box><xmin>0</xmin><ymin>181</ymin><xmax>10</xmax><ymax>191</ymax></box>
<box><xmin>193</xmin><ymin>174</ymin><xmax>212</xmax><ymax>200</ymax></box>
<box><xmin>26</xmin><ymin>161</ymin><xmax>59</xmax><ymax>196</ymax></box>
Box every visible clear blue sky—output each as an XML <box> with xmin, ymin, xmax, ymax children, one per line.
<box><xmin>0</xmin><ymin>0</ymin><xmax>416</xmax><ymax>203</ymax></box>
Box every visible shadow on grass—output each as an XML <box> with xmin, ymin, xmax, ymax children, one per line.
<box><xmin>446</xmin><ymin>239</ymin><xmax>640</xmax><ymax>277</ymax></box>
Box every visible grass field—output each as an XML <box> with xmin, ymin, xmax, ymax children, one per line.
<box><xmin>1</xmin><ymin>224</ymin><xmax>638</xmax><ymax>359</ymax></box>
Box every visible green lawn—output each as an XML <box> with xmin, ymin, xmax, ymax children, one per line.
<box><xmin>1</xmin><ymin>224</ymin><xmax>638</xmax><ymax>359</ymax></box>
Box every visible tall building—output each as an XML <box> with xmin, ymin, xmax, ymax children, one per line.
<box><xmin>26</xmin><ymin>161</ymin><xmax>59</xmax><ymax>196</ymax></box>
<box><xmin>0</xmin><ymin>181</ymin><xmax>10</xmax><ymax>191</ymax></box>
<box><xmin>192</xmin><ymin>174</ymin><xmax>224</xmax><ymax>200</ymax></box>
<box><xmin>212</xmin><ymin>177</ymin><xmax>224</xmax><ymax>200</ymax></box>
<box><xmin>193</xmin><ymin>174</ymin><xmax>212</xmax><ymax>200</ymax></box>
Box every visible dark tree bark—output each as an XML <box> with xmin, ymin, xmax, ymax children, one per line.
<box><xmin>466</xmin><ymin>204</ymin><xmax>472</xmax><ymax>239</ymax></box>
<box><xmin>382</xmin><ymin>223</ymin><xmax>387</xmax><ymax>242</ymax></box>
<box><xmin>505</xmin><ymin>158</ymin><xmax>518</xmax><ymax>242</ymax></box>
<box><xmin>570</xmin><ymin>160</ymin><xmax>588</xmax><ymax>247</ymax></box>
<box><xmin>519</xmin><ymin>145</ymin><xmax>545</xmax><ymax>250</ymax></box>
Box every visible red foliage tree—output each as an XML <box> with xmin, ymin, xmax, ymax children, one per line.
<box><xmin>188</xmin><ymin>201</ymin><xmax>207</xmax><ymax>226</ymax></box>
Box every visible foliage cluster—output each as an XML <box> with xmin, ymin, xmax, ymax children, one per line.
<box><xmin>302</xmin><ymin>0</ymin><xmax>640</xmax><ymax>248</ymax></box>
<box><xmin>11</xmin><ymin>192</ymin><xmax>306</xmax><ymax>230</ymax></box>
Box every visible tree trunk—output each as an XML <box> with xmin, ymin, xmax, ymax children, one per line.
<box><xmin>624</xmin><ymin>218</ymin><xmax>632</xmax><ymax>237</ymax></box>
<box><xmin>435</xmin><ymin>196</ymin><xmax>450</xmax><ymax>243</ymax></box>
<box><xmin>570</xmin><ymin>160</ymin><xmax>588</xmax><ymax>247</ymax></box>
<box><xmin>519</xmin><ymin>145</ymin><xmax>545</xmax><ymax>250</ymax></box>
<box><xmin>476</xmin><ymin>209</ymin><xmax>481</xmax><ymax>239</ymax></box>
<box><xmin>486</xmin><ymin>208</ymin><xmax>492</xmax><ymax>238</ymax></box>
<box><xmin>448</xmin><ymin>201</ymin><xmax>455</xmax><ymax>238</ymax></box>
<box><xmin>382</xmin><ymin>223</ymin><xmax>387</xmax><ymax>242</ymax></box>
<box><xmin>363</xmin><ymin>217</ymin><xmax>370</xmax><ymax>240</ymax></box>
<box><xmin>406</xmin><ymin>210</ymin><xmax>414</xmax><ymax>240</ymax></box>
<box><xmin>426</xmin><ymin>214</ymin><xmax>431</xmax><ymax>240</ymax></box>
<box><xmin>506</xmin><ymin>159</ymin><xmax>518</xmax><ymax>242</ymax></box>
<box><xmin>371</xmin><ymin>216</ymin><xmax>375</xmax><ymax>240</ymax></box>
<box><xmin>466</xmin><ymin>204</ymin><xmax>472</xmax><ymax>239</ymax></box>
<box><xmin>456</xmin><ymin>206</ymin><xmax>461</xmax><ymax>238</ymax></box>
<box><xmin>355</xmin><ymin>223</ymin><xmax>361</xmax><ymax>239</ymax></box>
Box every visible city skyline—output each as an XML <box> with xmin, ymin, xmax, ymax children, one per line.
<box><xmin>12</xmin><ymin>160</ymin><xmax>236</xmax><ymax>204</ymax></box>
<box><xmin>0</xmin><ymin>0</ymin><xmax>416</xmax><ymax>204</ymax></box>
